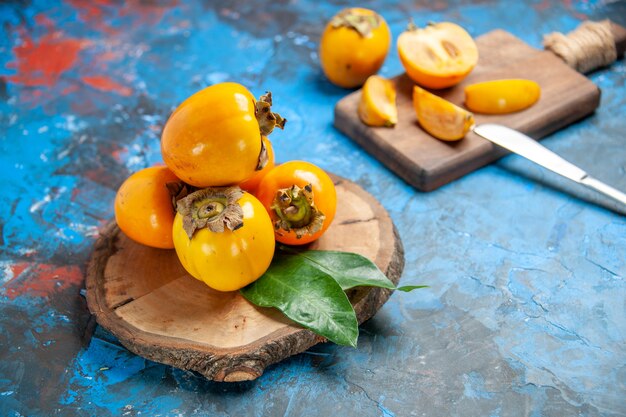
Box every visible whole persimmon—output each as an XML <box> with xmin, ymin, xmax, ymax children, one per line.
<box><xmin>114</xmin><ymin>166</ymin><xmax>180</xmax><ymax>249</ymax></box>
<box><xmin>172</xmin><ymin>187</ymin><xmax>275</xmax><ymax>292</ymax></box>
<box><xmin>256</xmin><ymin>161</ymin><xmax>336</xmax><ymax>245</ymax></box>
<box><xmin>161</xmin><ymin>83</ymin><xmax>284</xmax><ymax>187</ymax></box>
<box><xmin>320</xmin><ymin>8</ymin><xmax>391</xmax><ymax>88</ymax></box>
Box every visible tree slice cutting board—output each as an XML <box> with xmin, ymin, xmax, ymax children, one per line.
<box><xmin>86</xmin><ymin>176</ymin><xmax>404</xmax><ymax>382</ymax></box>
<box><xmin>334</xmin><ymin>26</ymin><xmax>626</xmax><ymax>191</ymax></box>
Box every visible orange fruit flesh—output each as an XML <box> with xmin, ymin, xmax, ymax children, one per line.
<box><xmin>358</xmin><ymin>75</ymin><xmax>398</xmax><ymax>127</ymax></box>
<box><xmin>398</xmin><ymin>22</ymin><xmax>478</xmax><ymax>89</ymax></box>
<box><xmin>413</xmin><ymin>85</ymin><xmax>474</xmax><ymax>141</ymax></box>
<box><xmin>465</xmin><ymin>79</ymin><xmax>541</xmax><ymax>114</ymax></box>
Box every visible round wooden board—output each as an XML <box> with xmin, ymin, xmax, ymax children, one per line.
<box><xmin>86</xmin><ymin>176</ymin><xmax>404</xmax><ymax>382</ymax></box>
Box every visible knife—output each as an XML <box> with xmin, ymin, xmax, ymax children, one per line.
<box><xmin>472</xmin><ymin>124</ymin><xmax>626</xmax><ymax>208</ymax></box>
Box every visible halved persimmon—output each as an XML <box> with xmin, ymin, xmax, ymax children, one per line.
<box><xmin>358</xmin><ymin>75</ymin><xmax>397</xmax><ymax>127</ymax></box>
<box><xmin>398</xmin><ymin>21</ymin><xmax>478</xmax><ymax>89</ymax></box>
<box><xmin>413</xmin><ymin>85</ymin><xmax>474</xmax><ymax>141</ymax></box>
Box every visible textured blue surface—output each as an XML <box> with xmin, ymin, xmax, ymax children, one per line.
<box><xmin>1</xmin><ymin>1</ymin><xmax>625</xmax><ymax>416</ymax></box>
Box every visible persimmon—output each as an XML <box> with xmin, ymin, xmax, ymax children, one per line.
<box><xmin>172</xmin><ymin>187</ymin><xmax>275</xmax><ymax>292</ymax></box>
<box><xmin>319</xmin><ymin>8</ymin><xmax>391</xmax><ymax>88</ymax></box>
<box><xmin>398</xmin><ymin>21</ymin><xmax>478</xmax><ymax>89</ymax></box>
<box><xmin>239</xmin><ymin>136</ymin><xmax>275</xmax><ymax>193</ymax></box>
<box><xmin>413</xmin><ymin>85</ymin><xmax>474</xmax><ymax>141</ymax></box>
<box><xmin>465</xmin><ymin>79</ymin><xmax>541</xmax><ymax>114</ymax></box>
<box><xmin>256</xmin><ymin>161</ymin><xmax>336</xmax><ymax>245</ymax></box>
<box><xmin>358</xmin><ymin>75</ymin><xmax>398</xmax><ymax>127</ymax></box>
<box><xmin>114</xmin><ymin>166</ymin><xmax>180</xmax><ymax>249</ymax></box>
<box><xmin>161</xmin><ymin>83</ymin><xmax>285</xmax><ymax>187</ymax></box>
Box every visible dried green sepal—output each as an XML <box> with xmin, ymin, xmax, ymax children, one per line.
<box><xmin>331</xmin><ymin>9</ymin><xmax>381</xmax><ymax>37</ymax></box>
<box><xmin>176</xmin><ymin>186</ymin><xmax>244</xmax><ymax>239</ymax></box>
<box><xmin>254</xmin><ymin>92</ymin><xmax>285</xmax><ymax>171</ymax></box>
<box><xmin>166</xmin><ymin>181</ymin><xmax>197</xmax><ymax>212</ymax></box>
<box><xmin>271</xmin><ymin>184</ymin><xmax>325</xmax><ymax>239</ymax></box>
<box><xmin>255</xmin><ymin>92</ymin><xmax>286</xmax><ymax>137</ymax></box>
<box><xmin>256</xmin><ymin>136</ymin><xmax>269</xmax><ymax>171</ymax></box>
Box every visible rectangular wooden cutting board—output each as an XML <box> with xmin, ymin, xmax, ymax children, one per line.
<box><xmin>334</xmin><ymin>29</ymin><xmax>602</xmax><ymax>191</ymax></box>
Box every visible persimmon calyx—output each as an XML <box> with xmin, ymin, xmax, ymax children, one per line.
<box><xmin>406</xmin><ymin>20</ymin><xmax>439</xmax><ymax>31</ymax></box>
<box><xmin>256</xmin><ymin>136</ymin><xmax>269</xmax><ymax>171</ymax></box>
<box><xmin>176</xmin><ymin>186</ymin><xmax>244</xmax><ymax>238</ymax></box>
<box><xmin>166</xmin><ymin>181</ymin><xmax>197</xmax><ymax>212</ymax></box>
<box><xmin>330</xmin><ymin>9</ymin><xmax>381</xmax><ymax>37</ymax></box>
<box><xmin>255</xmin><ymin>92</ymin><xmax>285</xmax><ymax>171</ymax></box>
<box><xmin>255</xmin><ymin>92</ymin><xmax>286</xmax><ymax>137</ymax></box>
<box><xmin>271</xmin><ymin>184</ymin><xmax>325</xmax><ymax>239</ymax></box>
<box><xmin>406</xmin><ymin>18</ymin><xmax>418</xmax><ymax>32</ymax></box>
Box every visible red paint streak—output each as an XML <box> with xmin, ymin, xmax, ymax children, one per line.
<box><xmin>119</xmin><ymin>0</ymin><xmax>178</xmax><ymax>26</ymax></box>
<box><xmin>66</xmin><ymin>0</ymin><xmax>178</xmax><ymax>35</ymax></box>
<box><xmin>82</xmin><ymin>75</ymin><xmax>132</xmax><ymax>96</ymax></box>
<box><xmin>70</xmin><ymin>98</ymin><xmax>98</xmax><ymax>115</ymax></box>
<box><xmin>10</xmin><ymin>263</ymin><xmax>30</xmax><ymax>280</ymax></box>
<box><xmin>83</xmin><ymin>168</ymin><xmax>111</xmax><ymax>184</ymax></box>
<box><xmin>111</xmin><ymin>146</ymin><xmax>127</xmax><ymax>163</ymax></box>
<box><xmin>34</xmin><ymin>13</ymin><xmax>56</xmax><ymax>29</ymax></box>
<box><xmin>61</xmin><ymin>84</ymin><xmax>80</xmax><ymax>96</ymax></box>
<box><xmin>561</xmin><ymin>0</ymin><xmax>589</xmax><ymax>20</ymax></box>
<box><xmin>66</xmin><ymin>0</ymin><xmax>120</xmax><ymax>36</ymax></box>
<box><xmin>7</xmin><ymin>32</ymin><xmax>84</xmax><ymax>87</ymax></box>
<box><xmin>3</xmin><ymin>264</ymin><xmax>83</xmax><ymax>300</ymax></box>
<box><xmin>76</xmin><ymin>2</ymin><xmax>103</xmax><ymax>20</ymax></box>
<box><xmin>70</xmin><ymin>187</ymin><xmax>81</xmax><ymax>202</ymax></box>
<box><xmin>99</xmin><ymin>51</ymin><xmax>119</xmax><ymax>62</ymax></box>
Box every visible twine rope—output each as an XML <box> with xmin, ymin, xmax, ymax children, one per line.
<box><xmin>543</xmin><ymin>20</ymin><xmax>616</xmax><ymax>73</ymax></box>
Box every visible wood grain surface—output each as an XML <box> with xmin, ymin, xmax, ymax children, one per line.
<box><xmin>86</xmin><ymin>176</ymin><xmax>404</xmax><ymax>382</ymax></box>
<box><xmin>334</xmin><ymin>27</ymin><xmax>626</xmax><ymax>191</ymax></box>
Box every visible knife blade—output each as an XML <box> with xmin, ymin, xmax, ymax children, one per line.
<box><xmin>472</xmin><ymin>123</ymin><xmax>626</xmax><ymax>207</ymax></box>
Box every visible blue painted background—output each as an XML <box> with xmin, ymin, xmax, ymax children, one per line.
<box><xmin>1</xmin><ymin>1</ymin><xmax>625</xmax><ymax>416</ymax></box>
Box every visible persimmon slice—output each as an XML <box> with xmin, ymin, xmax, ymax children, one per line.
<box><xmin>398</xmin><ymin>22</ymin><xmax>478</xmax><ymax>89</ymax></box>
<box><xmin>413</xmin><ymin>85</ymin><xmax>474</xmax><ymax>141</ymax></box>
<box><xmin>465</xmin><ymin>79</ymin><xmax>541</xmax><ymax>114</ymax></box>
<box><xmin>358</xmin><ymin>75</ymin><xmax>398</xmax><ymax>127</ymax></box>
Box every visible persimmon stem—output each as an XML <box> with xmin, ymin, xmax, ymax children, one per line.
<box><xmin>255</xmin><ymin>92</ymin><xmax>286</xmax><ymax>137</ymax></box>
<box><xmin>254</xmin><ymin>92</ymin><xmax>285</xmax><ymax>171</ymax></box>
<box><xmin>166</xmin><ymin>181</ymin><xmax>197</xmax><ymax>212</ymax></box>
<box><xmin>176</xmin><ymin>187</ymin><xmax>244</xmax><ymax>238</ymax></box>
<box><xmin>196</xmin><ymin>199</ymin><xmax>226</xmax><ymax>219</ymax></box>
<box><xmin>271</xmin><ymin>184</ymin><xmax>325</xmax><ymax>239</ymax></box>
<box><xmin>407</xmin><ymin>18</ymin><xmax>418</xmax><ymax>31</ymax></box>
<box><xmin>331</xmin><ymin>9</ymin><xmax>381</xmax><ymax>37</ymax></box>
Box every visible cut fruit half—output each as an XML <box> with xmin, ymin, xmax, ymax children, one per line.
<box><xmin>398</xmin><ymin>22</ymin><xmax>478</xmax><ymax>89</ymax></box>
<box><xmin>413</xmin><ymin>85</ymin><xmax>474</xmax><ymax>141</ymax></box>
<box><xmin>358</xmin><ymin>75</ymin><xmax>398</xmax><ymax>127</ymax></box>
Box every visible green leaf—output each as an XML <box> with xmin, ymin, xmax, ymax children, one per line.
<box><xmin>279</xmin><ymin>246</ymin><xmax>423</xmax><ymax>292</ymax></box>
<box><xmin>397</xmin><ymin>285</ymin><xmax>429</xmax><ymax>292</ymax></box>
<box><xmin>241</xmin><ymin>248</ymin><xmax>427</xmax><ymax>347</ymax></box>
<box><xmin>240</xmin><ymin>254</ymin><xmax>359</xmax><ymax>347</ymax></box>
